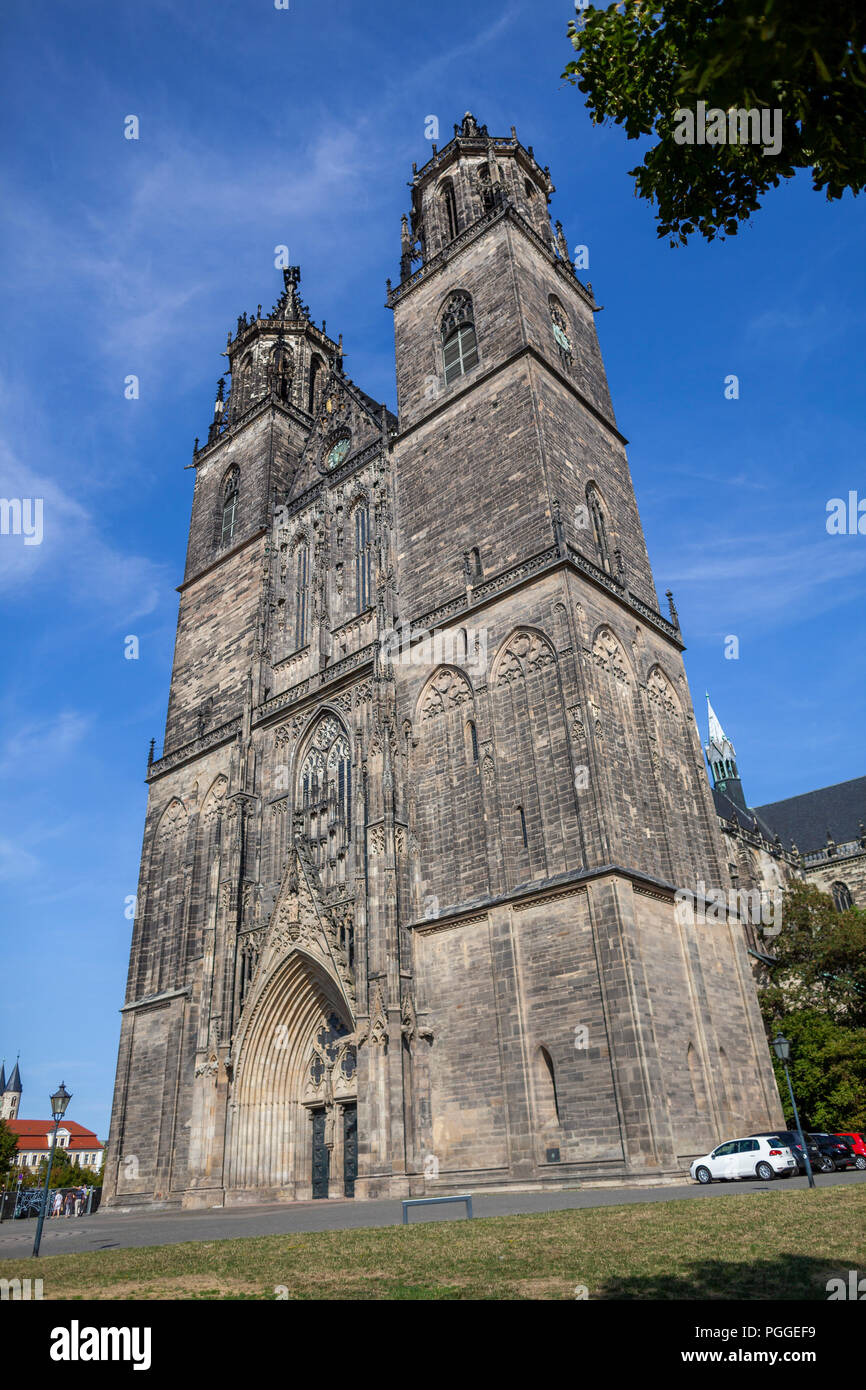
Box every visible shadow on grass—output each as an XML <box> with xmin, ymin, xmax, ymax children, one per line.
<box><xmin>595</xmin><ymin>1253</ymin><xmax>862</xmax><ymax>1301</ymax></box>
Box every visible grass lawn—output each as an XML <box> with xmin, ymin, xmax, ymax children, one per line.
<box><xmin>2</xmin><ymin>1185</ymin><xmax>863</xmax><ymax>1300</ymax></box>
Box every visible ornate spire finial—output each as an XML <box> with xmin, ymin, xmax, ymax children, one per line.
<box><xmin>665</xmin><ymin>588</ymin><xmax>680</xmax><ymax>628</ymax></box>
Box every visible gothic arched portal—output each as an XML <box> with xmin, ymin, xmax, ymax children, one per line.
<box><xmin>226</xmin><ymin>951</ymin><xmax>356</xmax><ymax>1199</ymax></box>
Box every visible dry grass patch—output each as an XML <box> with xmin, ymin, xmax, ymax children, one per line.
<box><xmin>1</xmin><ymin>1185</ymin><xmax>862</xmax><ymax>1301</ymax></box>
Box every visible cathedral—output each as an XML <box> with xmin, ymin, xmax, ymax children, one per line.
<box><xmin>104</xmin><ymin>114</ymin><xmax>785</xmax><ymax>1208</ymax></box>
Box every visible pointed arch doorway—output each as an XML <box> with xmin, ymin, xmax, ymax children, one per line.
<box><xmin>227</xmin><ymin>950</ymin><xmax>357</xmax><ymax>1200</ymax></box>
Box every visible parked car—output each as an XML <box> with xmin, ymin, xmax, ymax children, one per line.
<box><xmin>809</xmin><ymin>1133</ymin><xmax>857</xmax><ymax>1171</ymax></box>
<box><xmin>690</xmin><ymin>1136</ymin><xmax>798</xmax><ymax>1184</ymax></box>
<box><xmin>749</xmin><ymin>1130</ymin><xmax>822</xmax><ymax>1176</ymax></box>
<box><xmin>834</xmin><ymin>1132</ymin><xmax>866</xmax><ymax>1170</ymax></box>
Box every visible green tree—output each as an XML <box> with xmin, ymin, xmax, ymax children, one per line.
<box><xmin>563</xmin><ymin>0</ymin><xmax>866</xmax><ymax>244</ymax></box>
<box><xmin>767</xmin><ymin>1009</ymin><xmax>866</xmax><ymax>1131</ymax></box>
<box><xmin>761</xmin><ymin>880</ymin><xmax>866</xmax><ymax>1027</ymax></box>
<box><xmin>761</xmin><ymin>880</ymin><xmax>866</xmax><ymax>1129</ymax></box>
<box><xmin>0</xmin><ymin>1119</ymin><xmax>17</xmax><ymax>1183</ymax></box>
<box><xmin>19</xmin><ymin>1150</ymin><xmax>102</xmax><ymax>1190</ymax></box>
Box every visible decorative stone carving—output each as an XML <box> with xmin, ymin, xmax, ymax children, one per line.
<box><xmin>201</xmin><ymin>776</ymin><xmax>228</xmax><ymax>823</ymax></box>
<box><xmin>157</xmin><ymin>798</ymin><xmax>188</xmax><ymax>842</ymax></box>
<box><xmin>592</xmin><ymin>627</ymin><xmax>629</xmax><ymax>683</ymax></box>
<box><xmin>419</xmin><ymin>668</ymin><xmax>473</xmax><ymax>721</ymax></box>
<box><xmin>369</xmin><ymin>981</ymin><xmax>389</xmax><ymax>1045</ymax></box>
<box><xmin>646</xmin><ymin>665</ymin><xmax>679</xmax><ymax>716</ymax></box>
<box><xmin>568</xmin><ymin>703</ymin><xmax>585</xmax><ymax>741</ymax></box>
<box><xmin>494</xmin><ymin>630</ymin><xmax>555</xmax><ymax>685</ymax></box>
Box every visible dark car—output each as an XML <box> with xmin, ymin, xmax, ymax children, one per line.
<box><xmin>749</xmin><ymin>1130</ymin><xmax>823</xmax><ymax>1175</ymax></box>
<box><xmin>835</xmin><ymin>1132</ymin><xmax>866</xmax><ymax>1169</ymax></box>
<box><xmin>808</xmin><ymin>1133</ymin><xmax>857</xmax><ymax>1171</ymax></box>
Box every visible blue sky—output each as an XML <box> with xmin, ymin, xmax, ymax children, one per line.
<box><xmin>1</xmin><ymin>0</ymin><xmax>863</xmax><ymax>1139</ymax></box>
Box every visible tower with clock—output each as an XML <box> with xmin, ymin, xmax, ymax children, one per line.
<box><xmin>104</xmin><ymin>114</ymin><xmax>783</xmax><ymax>1210</ymax></box>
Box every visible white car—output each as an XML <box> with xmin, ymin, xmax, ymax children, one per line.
<box><xmin>690</xmin><ymin>1136</ymin><xmax>798</xmax><ymax>1184</ymax></box>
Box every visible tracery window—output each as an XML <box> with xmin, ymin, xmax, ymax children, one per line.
<box><xmin>298</xmin><ymin>716</ymin><xmax>352</xmax><ymax>861</ymax></box>
<box><xmin>832</xmin><ymin>881</ymin><xmax>853</xmax><ymax>912</ymax></box>
<box><xmin>441</xmin><ymin>291</ymin><xmax>479</xmax><ymax>385</ymax></box>
<box><xmin>221</xmin><ymin>466</ymin><xmax>240</xmax><ymax>546</ymax></box>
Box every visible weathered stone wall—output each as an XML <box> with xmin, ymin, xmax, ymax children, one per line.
<box><xmin>809</xmin><ymin>851</ymin><xmax>866</xmax><ymax>908</ymax></box>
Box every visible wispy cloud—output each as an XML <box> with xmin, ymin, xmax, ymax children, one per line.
<box><xmin>0</xmin><ymin>443</ymin><xmax>166</xmax><ymax>616</ymax></box>
<box><xmin>663</xmin><ymin>527</ymin><xmax>866</xmax><ymax>634</ymax></box>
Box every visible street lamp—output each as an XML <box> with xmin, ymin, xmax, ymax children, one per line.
<box><xmin>771</xmin><ymin>1034</ymin><xmax>815</xmax><ymax>1190</ymax></box>
<box><xmin>32</xmin><ymin>1082</ymin><xmax>72</xmax><ymax>1257</ymax></box>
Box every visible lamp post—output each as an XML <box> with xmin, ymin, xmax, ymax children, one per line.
<box><xmin>772</xmin><ymin>1034</ymin><xmax>815</xmax><ymax>1189</ymax></box>
<box><xmin>32</xmin><ymin>1082</ymin><xmax>72</xmax><ymax>1257</ymax></box>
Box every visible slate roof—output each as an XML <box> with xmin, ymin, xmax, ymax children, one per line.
<box><xmin>712</xmin><ymin>787</ymin><xmax>778</xmax><ymax>841</ymax></box>
<box><xmin>754</xmin><ymin>777</ymin><xmax>866</xmax><ymax>854</ymax></box>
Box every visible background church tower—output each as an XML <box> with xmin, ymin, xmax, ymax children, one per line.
<box><xmin>1</xmin><ymin>1058</ymin><xmax>22</xmax><ymax>1120</ymax></box>
<box><xmin>705</xmin><ymin>695</ymin><xmax>748</xmax><ymax>812</ymax></box>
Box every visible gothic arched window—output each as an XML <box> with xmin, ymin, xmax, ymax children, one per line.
<box><xmin>587</xmin><ymin>485</ymin><xmax>611</xmax><ymax>574</ymax></box>
<box><xmin>440</xmin><ymin>177</ymin><xmax>458</xmax><ymax>242</ymax></box>
<box><xmin>549</xmin><ymin>296</ymin><xmax>573</xmax><ymax>369</ymax></box>
<box><xmin>465</xmin><ymin>720</ymin><xmax>479</xmax><ymax>764</ymax></box>
<box><xmin>297</xmin><ymin>715</ymin><xmax>352</xmax><ymax>865</ymax></box>
<box><xmin>294</xmin><ymin>541</ymin><xmax>309</xmax><ymax>650</ymax></box>
<box><xmin>832</xmin><ymin>881</ymin><xmax>853</xmax><ymax>912</ymax></box>
<box><xmin>354</xmin><ymin>504</ymin><xmax>371</xmax><ymax>613</ymax></box>
<box><xmin>269</xmin><ymin>335</ymin><xmax>293</xmax><ymax>402</ymax></box>
<box><xmin>536</xmin><ymin>1046</ymin><xmax>560</xmax><ymax>1126</ymax></box>
<box><xmin>221</xmin><ymin>467</ymin><xmax>239</xmax><ymax>546</ymax></box>
<box><xmin>308</xmin><ymin>354</ymin><xmax>324</xmax><ymax>414</ymax></box>
<box><xmin>235</xmin><ymin>356</ymin><xmax>252</xmax><ymax>413</ymax></box>
<box><xmin>441</xmin><ymin>291</ymin><xmax>479</xmax><ymax>385</ymax></box>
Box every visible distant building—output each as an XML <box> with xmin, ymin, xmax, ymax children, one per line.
<box><xmin>6</xmin><ymin>1120</ymin><xmax>104</xmax><ymax>1174</ymax></box>
<box><xmin>0</xmin><ymin>1060</ymin><xmax>22</xmax><ymax>1120</ymax></box>
<box><xmin>704</xmin><ymin>696</ymin><xmax>865</xmax><ymax>923</ymax></box>
<box><xmin>755</xmin><ymin>779</ymin><xmax>866</xmax><ymax>911</ymax></box>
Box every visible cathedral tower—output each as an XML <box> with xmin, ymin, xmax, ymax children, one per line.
<box><xmin>1</xmin><ymin>1059</ymin><xmax>22</xmax><ymax>1121</ymax></box>
<box><xmin>104</xmin><ymin>116</ymin><xmax>782</xmax><ymax>1210</ymax></box>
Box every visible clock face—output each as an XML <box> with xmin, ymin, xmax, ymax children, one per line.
<box><xmin>552</xmin><ymin>322</ymin><xmax>571</xmax><ymax>352</ymax></box>
<box><xmin>326</xmin><ymin>437</ymin><xmax>351</xmax><ymax>469</ymax></box>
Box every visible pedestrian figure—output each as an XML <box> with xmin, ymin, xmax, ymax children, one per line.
<box><xmin>51</xmin><ymin>1190</ymin><xmax>63</xmax><ymax>1218</ymax></box>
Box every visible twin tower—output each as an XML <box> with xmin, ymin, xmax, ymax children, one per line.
<box><xmin>104</xmin><ymin>114</ymin><xmax>782</xmax><ymax>1207</ymax></box>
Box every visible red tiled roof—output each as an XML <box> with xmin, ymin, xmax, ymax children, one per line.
<box><xmin>6</xmin><ymin>1120</ymin><xmax>103</xmax><ymax>1152</ymax></box>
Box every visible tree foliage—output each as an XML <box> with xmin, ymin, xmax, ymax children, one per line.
<box><xmin>767</xmin><ymin>1008</ymin><xmax>866</xmax><ymax>1131</ymax></box>
<box><xmin>563</xmin><ymin>0</ymin><xmax>866</xmax><ymax>243</ymax></box>
<box><xmin>760</xmin><ymin>880</ymin><xmax>866</xmax><ymax>1129</ymax></box>
<box><xmin>0</xmin><ymin>1119</ymin><xmax>17</xmax><ymax>1182</ymax></box>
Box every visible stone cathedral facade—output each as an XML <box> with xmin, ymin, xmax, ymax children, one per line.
<box><xmin>104</xmin><ymin>114</ymin><xmax>783</xmax><ymax>1208</ymax></box>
